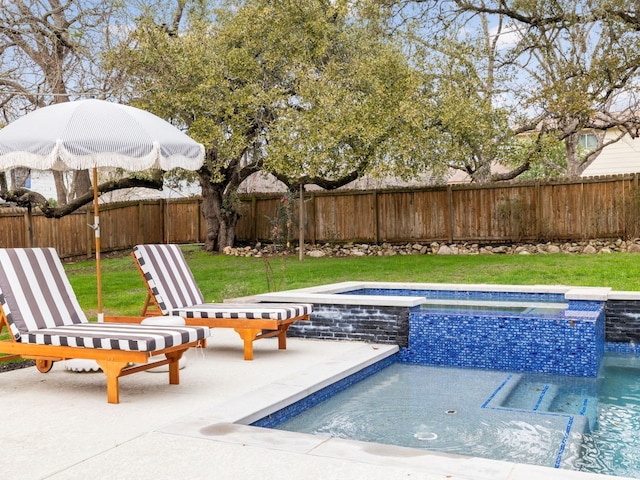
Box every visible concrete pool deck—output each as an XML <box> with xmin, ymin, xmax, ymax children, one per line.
<box><xmin>0</xmin><ymin>328</ymin><xmax>632</xmax><ymax>480</ymax></box>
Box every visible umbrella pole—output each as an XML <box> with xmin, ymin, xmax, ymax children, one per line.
<box><xmin>64</xmin><ymin>168</ymin><xmax>105</xmax><ymax>373</ymax></box>
<box><xmin>93</xmin><ymin>167</ymin><xmax>103</xmax><ymax>322</ymax></box>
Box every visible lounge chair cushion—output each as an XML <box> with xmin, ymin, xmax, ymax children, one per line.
<box><xmin>20</xmin><ymin>322</ymin><xmax>207</xmax><ymax>352</ymax></box>
<box><xmin>0</xmin><ymin>248</ymin><xmax>87</xmax><ymax>339</ymax></box>
<box><xmin>133</xmin><ymin>244</ymin><xmax>204</xmax><ymax>314</ymax></box>
<box><xmin>133</xmin><ymin>244</ymin><xmax>313</xmax><ymax>320</ymax></box>
<box><xmin>170</xmin><ymin>302</ymin><xmax>312</xmax><ymax>320</ymax></box>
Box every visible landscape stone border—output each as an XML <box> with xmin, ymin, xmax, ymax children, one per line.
<box><xmin>224</xmin><ymin>238</ymin><xmax>640</xmax><ymax>257</ymax></box>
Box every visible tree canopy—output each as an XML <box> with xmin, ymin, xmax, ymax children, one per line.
<box><xmin>110</xmin><ymin>0</ymin><xmax>437</xmax><ymax>250</ymax></box>
<box><xmin>0</xmin><ymin>0</ymin><xmax>168</xmax><ymax>211</ymax></box>
<box><xmin>389</xmin><ymin>0</ymin><xmax>640</xmax><ymax>178</ymax></box>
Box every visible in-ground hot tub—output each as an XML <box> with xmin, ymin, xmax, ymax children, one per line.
<box><xmin>255</xmin><ymin>282</ymin><xmax>608</xmax><ymax>377</ymax></box>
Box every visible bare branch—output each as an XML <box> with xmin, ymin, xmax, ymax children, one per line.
<box><xmin>0</xmin><ymin>176</ymin><xmax>163</xmax><ymax>218</ymax></box>
<box><xmin>491</xmin><ymin>161</ymin><xmax>531</xmax><ymax>182</ymax></box>
<box><xmin>272</xmin><ymin>169</ymin><xmax>362</xmax><ymax>191</ymax></box>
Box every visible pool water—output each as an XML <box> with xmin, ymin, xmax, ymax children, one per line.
<box><xmin>575</xmin><ymin>356</ymin><xmax>640</xmax><ymax>475</ymax></box>
<box><xmin>274</xmin><ymin>354</ymin><xmax>640</xmax><ymax>477</ymax></box>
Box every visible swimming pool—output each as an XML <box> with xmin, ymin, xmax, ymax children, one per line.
<box><xmin>249</xmin><ymin>282</ymin><xmax>639</xmax><ymax>477</ymax></box>
<box><xmin>259</xmin><ymin>354</ymin><xmax>639</xmax><ymax>477</ymax></box>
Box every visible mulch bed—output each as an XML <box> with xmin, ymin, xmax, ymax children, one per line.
<box><xmin>0</xmin><ymin>360</ymin><xmax>35</xmax><ymax>373</ymax></box>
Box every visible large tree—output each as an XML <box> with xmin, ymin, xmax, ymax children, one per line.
<box><xmin>412</xmin><ymin>18</ymin><xmax>534</xmax><ymax>183</ymax></box>
<box><xmin>111</xmin><ymin>0</ymin><xmax>436</xmax><ymax>251</ymax></box>
<box><xmin>388</xmin><ymin>0</ymin><xmax>640</xmax><ymax>179</ymax></box>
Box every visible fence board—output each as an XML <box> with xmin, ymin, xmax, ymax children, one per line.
<box><xmin>32</xmin><ymin>211</ymin><xmax>88</xmax><ymax>256</ymax></box>
<box><xmin>314</xmin><ymin>192</ymin><xmax>375</xmax><ymax>243</ymax></box>
<box><xmin>138</xmin><ymin>202</ymin><xmax>164</xmax><ymax>245</ymax></box>
<box><xmin>165</xmin><ymin>199</ymin><xmax>203</xmax><ymax>243</ymax></box>
<box><xmin>0</xmin><ymin>209</ymin><xmax>28</xmax><ymax>248</ymax></box>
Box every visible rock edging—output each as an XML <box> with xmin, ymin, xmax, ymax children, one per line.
<box><xmin>223</xmin><ymin>238</ymin><xmax>640</xmax><ymax>257</ymax></box>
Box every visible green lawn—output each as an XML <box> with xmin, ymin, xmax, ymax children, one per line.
<box><xmin>64</xmin><ymin>245</ymin><xmax>640</xmax><ymax>319</ymax></box>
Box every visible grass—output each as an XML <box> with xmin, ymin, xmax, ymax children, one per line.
<box><xmin>62</xmin><ymin>245</ymin><xmax>640</xmax><ymax>319</ymax></box>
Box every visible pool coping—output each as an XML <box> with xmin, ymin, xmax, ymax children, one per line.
<box><xmin>253</xmin><ymin>281</ymin><xmax>613</xmax><ymax>306</ymax></box>
<box><xmin>158</xmin><ymin>341</ymin><xmax>627</xmax><ymax>480</ymax></box>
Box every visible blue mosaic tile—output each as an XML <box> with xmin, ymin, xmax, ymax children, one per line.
<box><xmin>251</xmin><ymin>354</ymin><xmax>397</xmax><ymax>428</ymax></box>
<box><xmin>606</xmin><ymin>341</ymin><xmax>640</xmax><ymax>354</ymax></box>
<box><xmin>298</xmin><ymin>288</ymin><xmax>615</xmax><ymax>377</ymax></box>
<box><xmin>342</xmin><ymin>288</ymin><xmax>567</xmax><ymax>303</ymax></box>
<box><xmin>398</xmin><ymin>302</ymin><xmax>605</xmax><ymax>377</ymax></box>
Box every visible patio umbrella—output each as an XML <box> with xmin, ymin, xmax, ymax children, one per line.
<box><xmin>0</xmin><ymin>99</ymin><xmax>205</xmax><ymax>321</ymax></box>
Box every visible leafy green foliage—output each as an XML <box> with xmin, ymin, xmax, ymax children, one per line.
<box><xmin>507</xmin><ymin>134</ymin><xmax>567</xmax><ymax>179</ymax></box>
<box><xmin>106</xmin><ymin>0</ymin><xmax>440</xmax><ymax>249</ymax></box>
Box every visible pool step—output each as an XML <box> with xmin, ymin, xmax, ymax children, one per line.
<box><xmin>491</xmin><ymin>377</ymin><xmax>598</xmax><ymax>432</ymax></box>
<box><xmin>549</xmin><ymin>392</ymin><xmax>598</xmax><ymax>432</ymax></box>
<box><xmin>496</xmin><ymin>379</ymin><xmax>558</xmax><ymax>412</ymax></box>
<box><xmin>532</xmin><ymin>384</ymin><xmax>560</xmax><ymax>412</ymax></box>
<box><xmin>481</xmin><ymin>373</ymin><xmax>523</xmax><ymax>409</ymax></box>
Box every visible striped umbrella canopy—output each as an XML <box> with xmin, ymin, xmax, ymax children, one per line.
<box><xmin>0</xmin><ymin>99</ymin><xmax>205</xmax><ymax>321</ymax></box>
<box><xmin>0</xmin><ymin>99</ymin><xmax>204</xmax><ymax>171</ymax></box>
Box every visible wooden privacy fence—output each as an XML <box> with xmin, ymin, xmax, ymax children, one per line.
<box><xmin>0</xmin><ymin>174</ymin><xmax>639</xmax><ymax>257</ymax></box>
<box><xmin>0</xmin><ymin>198</ymin><xmax>205</xmax><ymax>258</ymax></box>
<box><xmin>235</xmin><ymin>174</ymin><xmax>640</xmax><ymax>245</ymax></box>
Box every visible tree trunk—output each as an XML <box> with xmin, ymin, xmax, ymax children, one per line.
<box><xmin>565</xmin><ymin>132</ymin><xmax>581</xmax><ymax>179</ymax></box>
<box><xmin>471</xmin><ymin>159</ymin><xmax>492</xmax><ymax>183</ymax></box>
<box><xmin>53</xmin><ymin>171</ymin><xmax>68</xmax><ymax>205</ymax></box>
<box><xmin>219</xmin><ymin>209</ymin><xmax>239</xmax><ymax>249</ymax></box>
<box><xmin>71</xmin><ymin>170</ymin><xmax>92</xmax><ymax>200</ymax></box>
<box><xmin>198</xmin><ymin>170</ymin><xmax>239</xmax><ymax>252</ymax></box>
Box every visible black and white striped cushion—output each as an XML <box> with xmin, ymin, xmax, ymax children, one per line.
<box><xmin>171</xmin><ymin>303</ymin><xmax>312</xmax><ymax>320</ymax></box>
<box><xmin>21</xmin><ymin>322</ymin><xmax>208</xmax><ymax>352</ymax></box>
<box><xmin>133</xmin><ymin>244</ymin><xmax>204</xmax><ymax>314</ymax></box>
<box><xmin>0</xmin><ymin>248</ymin><xmax>86</xmax><ymax>340</ymax></box>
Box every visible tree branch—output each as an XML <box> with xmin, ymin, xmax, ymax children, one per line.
<box><xmin>272</xmin><ymin>170</ymin><xmax>362</xmax><ymax>191</ymax></box>
<box><xmin>0</xmin><ymin>176</ymin><xmax>163</xmax><ymax>218</ymax></box>
<box><xmin>490</xmin><ymin>161</ymin><xmax>531</xmax><ymax>182</ymax></box>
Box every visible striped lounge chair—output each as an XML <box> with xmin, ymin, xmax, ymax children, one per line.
<box><xmin>0</xmin><ymin>248</ymin><xmax>210</xmax><ymax>403</ymax></box>
<box><xmin>127</xmin><ymin>244</ymin><xmax>312</xmax><ymax>361</ymax></box>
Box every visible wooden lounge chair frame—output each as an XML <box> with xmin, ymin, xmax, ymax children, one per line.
<box><xmin>0</xmin><ymin>315</ymin><xmax>195</xmax><ymax>403</ymax></box>
<box><xmin>122</xmin><ymin>245</ymin><xmax>312</xmax><ymax>361</ymax></box>
<box><xmin>0</xmin><ymin>248</ymin><xmax>209</xmax><ymax>404</ymax></box>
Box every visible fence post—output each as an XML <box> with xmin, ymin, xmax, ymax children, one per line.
<box><xmin>373</xmin><ymin>190</ymin><xmax>379</xmax><ymax>244</ymax></box>
<box><xmin>310</xmin><ymin>193</ymin><xmax>317</xmax><ymax>245</ymax></box>
<box><xmin>86</xmin><ymin>208</ymin><xmax>95</xmax><ymax>258</ymax></box>
<box><xmin>198</xmin><ymin>198</ymin><xmax>204</xmax><ymax>243</ymax></box>
<box><xmin>580</xmin><ymin>181</ymin><xmax>586</xmax><ymax>240</ymax></box>
<box><xmin>447</xmin><ymin>185</ymin><xmax>454</xmax><ymax>243</ymax></box>
<box><xmin>533</xmin><ymin>182</ymin><xmax>539</xmax><ymax>240</ymax></box>
<box><xmin>23</xmin><ymin>205</ymin><xmax>33</xmax><ymax>248</ymax></box>
<box><xmin>250</xmin><ymin>196</ymin><xmax>257</xmax><ymax>242</ymax></box>
<box><xmin>137</xmin><ymin>201</ymin><xmax>144</xmax><ymax>245</ymax></box>
<box><xmin>629</xmin><ymin>174</ymin><xmax>639</xmax><ymax>239</ymax></box>
<box><xmin>299</xmin><ymin>184</ymin><xmax>304</xmax><ymax>260</ymax></box>
<box><xmin>161</xmin><ymin>199</ymin><xmax>167</xmax><ymax>244</ymax></box>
